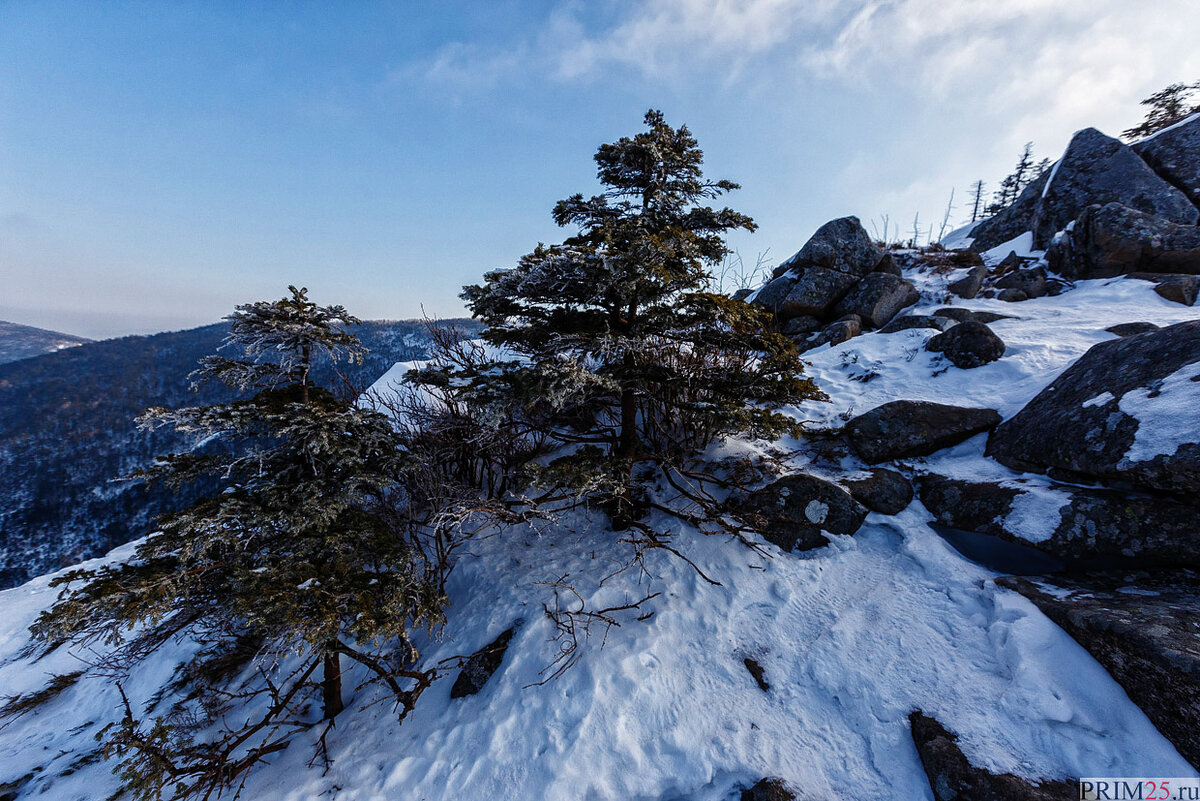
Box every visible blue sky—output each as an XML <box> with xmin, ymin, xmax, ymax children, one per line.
<box><xmin>2</xmin><ymin>0</ymin><xmax>1198</xmax><ymax>338</ymax></box>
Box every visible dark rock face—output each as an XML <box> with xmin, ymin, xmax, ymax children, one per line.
<box><xmin>930</xmin><ymin>307</ymin><xmax>974</xmax><ymax>323</ymax></box>
<box><xmin>948</xmin><ymin>265</ymin><xmax>988</xmax><ymax>299</ymax></box>
<box><xmin>998</xmin><ymin>571</ymin><xmax>1200</xmax><ymax>770</ymax></box>
<box><xmin>743</xmin><ymin>657</ymin><xmax>770</xmax><ymax>692</ymax></box>
<box><xmin>996</xmin><ymin>288</ymin><xmax>1028</xmax><ymax>303</ymax></box>
<box><xmin>843</xmin><ymin>468</ymin><xmax>913</xmax><ymax>515</ymax></box>
<box><xmin>918</xmin><ymin>475</ymin><xmax>1200</xmax><ymax>568</ymax></box>
<box><xmin>832</xmin><ymin>272</ymin><xmax>919</xmax><ymax>328</ymax></box>
<box><xmin>734</xmin><ymin>474</ymin><xmax>867</xmax><ymax>552</ymax></box>
<box><xmin>779</xmin><ymin>216</ymin><xmax>882</xmax><ymax>278</ymax></box>
<box><xmin>782</xmin><ymin>315</ymin><xmax>822</xmax><ymax>337</ymax></box>
<box><xmin>1050</xmin><ymin>202</ymin><xmax>1200</xmax><ymax>279</ymax></box>
<box><xmin>873</xmin><ymin>252</ymin><xmax>903</xmax><ymax>276</ymax></box>
<box><xmin>926</xmin><ymin>321</ymin><xmax>1006</xmax><ymax>368</ymax></box>
<box><xmin>844</xmin><ymin>401</ymin><xmax>1001</xmax><ymax>463</ymax></box>
<box><xmin>909</xmin><ymin>711</ymin><xmax>1076</xmax><ymax>801</ymax></box>
<box><xmin>995</xmin><ymin>266</ymin><xmax>1048</xmax><ymax>299</ymax></box>
<box><xmin>777</xmin><ymin>267</ymin><xmax>860</xmax><ymax>319</ymax></box>
<box><xmin>451</xmin><ymin>624</ymin><xmax>519</xmax><ymax>699</ymax></box>
<box><xmin>971</xmin><ymin>127</ymin><xmax>1198</xmax><ymax>251</ymax></box>
<box><xmin>879</xmin><ymin>315</ymin><xmax>951</xmax><ymax>334</ymax></box>
<box><xmin>741</xmin><ymin>778</ymin><xmax>797</xmax><ymax>801</ymax></box>
<box><xmin>1132</xmin><ymin>112</ymin><xmax>1200</xmax><ymax>208</ymax></box>
<box><xmin>987</xmin><ymin>320</ymin><xmax>1200</xmax><ymax>497</ymax></box>
<box><xmin>1105</xmin><ymin>321</ymin><xmax>1158</xmax><ymax>337</ymax></box>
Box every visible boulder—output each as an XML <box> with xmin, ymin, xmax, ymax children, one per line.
<box><xmin>930</xmin><ymin>307</ymin><xmax>974</xmax><ymax>323</ymax></box>
<box><xmin>781</xmin><ymin>315</ymin><xmax>822</xmax><ymax>337</ymax></box>
<box><xmin>741</xmin><ymin>778</ymin><xmax>797</xmax><ymax>801</ymax></box>
<box><xmin>1132</xmin><ymin>112</ymin><xmax>1200</xmax><ymax>208</ymax></box>
<box><xmin>451</xmin><ymin>624</ymin><xmax>519</xmax><ymax>699</ymax></box>
<box><xmin>986</xmin><ymin>320</ymin><xmax>1200</xmax><ymax>497</ymax></box>
<box><xmin>731</xmin><ymin>288</ymin><xmax>753</xmax><ymax>302</ymax></box>
<box><xmin>879</xmin><ymin>315</ymin><xmax>950</xmax><ymax>334</ymax></box>
<box><xmin>1105</xmin><ymin>321</ymin><xmax>1159</xmax><ymax>337</ymax></box>
<box><xmin>994</xmin><ymin>266</ymin><xmax>1048</xmax><ymax>298</ymax></box>
<box><xmin>926</xmin><ymin>321</ymin><xmax>1006</xmax><ymax>368</ymax></box>
<box><xmin>751</xmin><ymin>273</ymin><xmax>798</xmax><ymax>313</ymax></box>
<box><xmin>998</xmin><ymin>571</ymin><xmax>1200</xmax><ymax>770</ymax></box>
<box><xmin>972</xmin><ymin>127</ymin><xmax>1198</xmax><ymax>251</ymax></box>
<box><xmin>733</xmin><ymin>474</ymin><xmax>867</xmax><ymax>552</ymax></box>
<box><xmin>778</xmin><ymin>216</ymin><xmax>882</xmax><ymax>279</ymax></box>
<box><xmin>909</xmin><ymin>711</ymin><xmax>1075</xmax><ymax>801</ymax></box>
<box><xmin>970</xmin><ymin>311</ymin><xmax>1015</xmax><ymax>324</ymax></box>
<box><xmin>996</xmin><ymin>288</ymin><xmax>1027</xmax><ymax>302</ymax></box>
<box><xmin>843</xmin><ymin>468</ymin><xmax>913</xmax><ymax>514</ymax></box>
<box><xmin>1050</xmin><ymin>202</ymin><xmax>1200</xmax><ymax>278</ymax></box>
<box><xmin>844</xmin><ymin>401</ymin><xmax>1001</xmax><ymax>463</ymax></box>
<box><xmin>796</xmin><ymin>318</ymin><xmax>862</xmax><ymax>353</ymax></box>
<box><xmin>1131</xmin><ymin>273</ymin><xmax>1199</xmax><ymax>306</ymax></box>
<box><xmin>948</xmin><ymin>265</ymin><xmax>987</xmax><ymax>299</ymax></box>
<box><xmin>918</xmin><ymin>475</ymin><xmax>1200</xmax><ymax>568</ymax></box>
<box><xmin>831</xmin><ymin>272</ymin><xmax>919</xmax><ymax>328</ymax></box>
<box><xmin>777</xmin><ymin>267</ymin><xmax>860</xmax><ymax>320</ymax></box>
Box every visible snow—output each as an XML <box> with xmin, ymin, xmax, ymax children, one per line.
<box><xmin>1082</xmin><ymin>391</ymin><xmax>1114</xmax><ymax>408</ymax></box>
<box><xmin>1118</xmin><ymin>360</ymin><xmax>1200</xmax><ymax>464</ymax></box>
<box><xmin>981</xmin><ymin>231</ymin><xmax>1039</xmax><ymax>265</ymax></box>
<box><xmin>1040</xmin><ymin>159</ymin><xmax>1062</xmax><ymax>199</ymax></box>
<box><xmin>938</xmin><ymin>221</ymin><xmax>976</xmax><ymax>250</ymax></box>
<box><xmin>1139</xmin><ymin>111</ymin><xmax>1200</xmax><ymax>142</ymax></box>
<box><xmin>1</xmin><ymin>267</ymin><xmax>1199</xmax><ymax>799</ymax></box>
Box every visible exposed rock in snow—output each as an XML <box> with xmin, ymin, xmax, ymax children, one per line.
<box><xmin>1048</xmin><ymin>202</ymin><xmax>1200</xmax><ymax>279</ymax></box>
<box><xmin>732</xmin><ymin>473</ymin><xmax>867</xmax><ymax>551</ymax></box>
<box><xmin>987</xmin><ymin>319</ymin><xmax>1200</xmax><ymax>497</ymax></box>
<box><xmin>842</xmin><ymin>468</ymin><xmax>913</xmax><ymax>515</ymax></box>
<box><xmin>948</xmin><ymin>265</ymin><xmax>987</xmax><ymax>299</ymax></box>
<box><xmin>1132</xmin><ymin>112</ymin><xmax>1200</xmax><ymax>209</ymax></box>
<box><xmin>843</xmin><ymin>400</ymin><xmax>1001</xmax><ymax>463</ymax></box>
<box><xmin>832</xmin><ymin>272</ymin><xmax>919</xmax><ymax>329</ymax></box>
<box><xmin>926</xmin><ymin>320</ymin><xmax>1006</xmax><ymax>369</ymax></box>
<box><xmin>450</xmin><ymin>623</ymin><xmax>521</xmax><ymax>699</ymax></box>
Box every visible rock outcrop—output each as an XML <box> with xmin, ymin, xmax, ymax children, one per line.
<box><xmin>842</xmin><ymin>468</ymin><xmax>913</xmax><ymax>515</ymax></box>
<box><xmin>1132</xmin><ymin>112</ymin><xmax>1200</xmax><ymax>208</ymax></box>
<box><xmin>918</xmin><ymin>475</ymin><xmax>1200</xmax><ymax>568</ymax></box>
<box><xmin>753</xmin><ymin>218</ymin><xmax>920</xmax><ymax>339</ymax></box>
<box><xmin>909</xmin><ymin>711</ymin><xmax>1075</xmax><ymax>800</ymax></box>
<box><xmin>844</xmin><ymin>401</ymin><xmax>1001</xmax><ymax>463</ymax></box>
<box><xmin>971</xmin><ymin>127</ymin><xmax>1198</xmax><ymax>251</ymax></box>
<box><xmin>998</xmin><ymin>571</ymin><xmax>1200</xmax><ymax>770</ymax></box>
<box><xmin>1048</xmin><ymin>202</ymin><xmax>1200</xmax><ymax>279</ymax></box>
<box><xmin>925</xmin><ymin>321</ymin><xmax>1006</xmax><ymax>369</ymax></box>
<box><xmin>734</xmin><ymin>474</ymin><xmax>867</xmax><ymax>552</ymax></box>
<box><xmin>987</xmin><ymin>320</ymin><xmax>1200</xmax><ymax>497</ymax></box>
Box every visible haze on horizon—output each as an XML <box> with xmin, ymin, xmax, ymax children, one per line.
<box><xmin>2</xmin><ymin>0</ymin><xmax>1199</xmax><ymax>340</ymax></box>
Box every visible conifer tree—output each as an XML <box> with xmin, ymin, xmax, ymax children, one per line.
<box><xmin>433</xmin><ymin>110</ymin><xmax>823</xmax><ymax>531</ymax></box>
<box><xmin>1123</xmin><ymin>80</ymin><xmax>1200</xmax><ymax>140</ymax></box>
<box><xmin>968</xmin><ymin>180</ymin><xmax>986</xmax><ymax>223</ymax></box>
<box><xmin>31</xmin><ymin>287</ymin><xmax>444</xmax><ymax>799</ymax></box>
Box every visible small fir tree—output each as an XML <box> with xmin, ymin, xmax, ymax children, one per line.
<box><xmin>1123</xmin><ymin>81</ymin><xmax>1200</xmax><ymax>140</ymax></box>
<box><xmin>31</xmin><ymin>287</ymin><xmax>444</xmax><ymax>799</ymax></box>
<box><xmin>430</xmin><ymin>110</ymin><xmax>824</xmax><ymax>531</ymax></box>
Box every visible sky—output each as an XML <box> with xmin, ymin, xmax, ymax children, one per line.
<box><xmin>2</xmin><ymin>0</ymin><xmax>1198</xmax><ymax>339</ymax></box>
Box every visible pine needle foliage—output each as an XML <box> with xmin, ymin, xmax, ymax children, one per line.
<box><xmin>430</xmin><ymin>110</ymin><xmax>824</xmax><ymax>529</ymax></box>
<box><xmin>1122</xmin><ymin>80</ymin><xmax>1200</xmax><ymax>141</ymax></box>
<box><xmin>30</xmin><ymin>287</ymin><xmax>445</xmax><ymax>800</ymax></box>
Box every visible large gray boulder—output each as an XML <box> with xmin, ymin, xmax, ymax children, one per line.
<box><xmin>987</xmin><ymin>320</ymin><xmax>1200</xmax><ymax>497</ymax></box>
<box><xmin>998</xmin><ymin>571</ymin><xmax>1200</xmax><ymax>770</ymax></box>
<box><xmin>844</xmin><ymin>401</ymin><xmax>1001</xmax><ymax>463</ymax></box>
<box><xmin>733</xmin><ymin>474</ymin><xmax>867</xmax><ymax>552</ymax></box>
<box><xmin>918</xmin><ymin>474</ymin><xmax>1200</xmax><ymax>568</ymax></box>
<box><xmin>778</xmin><ymin>216</ymin><xmax>881</xmax><ymax>278</ymax></box>
<box><xmin>971</xmin><ymin>127</ymin><xmax>1198</xmax><ymax>251</ymax></box>
<box><xmin>842</xmin><ymin>467</ymin><xmax>913</xmax><ymax>514</ymax></box>
<box><xmin>1132</xmin><ymin>112</ymin><xmax>1200</xmax><ymax>208</ymax></box>
<box><xmin>1048</xmin><ymin>202</ymin><xmax>1200</xmax><ymax>278</ymax></box>
<box><xmin>831</xmin><ymin>272</ymin><xmax>919</xmax><ymax>328</ymax></box>
<box><xmin>777</xmin><ymin>267</ymin><xmax>859</xmax><ymax>318</ymax></box>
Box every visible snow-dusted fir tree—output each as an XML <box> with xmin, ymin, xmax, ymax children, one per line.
<box><xmin>440</xmin><ymin>110</ymin><xmax>823</xmax><ymax>529</ymax></box>
<box><xmin>31</xmin><ymin>287</ymin><xmax>444</xmax><ymax>799</ymax></box>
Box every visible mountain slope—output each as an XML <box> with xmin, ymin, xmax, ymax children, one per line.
<box><xmin>0</xmin><ymin>320</ymin><xmax>91</xmax><ymax>365</ymax></box>
<box><xmin>0</xmin><ymin>318</ymin><xmax>479</xmax><ymax>588</ymax></box>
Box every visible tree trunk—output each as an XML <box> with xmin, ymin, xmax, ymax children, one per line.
<box><xmin>322</xmin><ymin>645</ymin><xmax>344</xmax><ymax>720</ymax></box>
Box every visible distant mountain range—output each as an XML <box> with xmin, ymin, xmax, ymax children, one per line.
<box><xmin>0</xmin><ymin>317</ymin><xmax>480</xmax><ymax>588</ymax></box>
<box><xmin>0</xmin><ymin>320</ymin><xmax>92</xmax><ymax>365</ymax></box>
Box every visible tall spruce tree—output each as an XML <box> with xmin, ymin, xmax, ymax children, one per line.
<box><xmin>31</xmin><ymin>287</ymin><xmax>444</xmax><ymax>799</ymax></box>
<box><xmin>445</xmin><ymin>110</ymin><xmax>823</xmax><ymax>530</ymax></box>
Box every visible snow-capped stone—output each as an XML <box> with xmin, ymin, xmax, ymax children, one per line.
<box><xmin>987</xmin><ymin>319</ymin><xmax>1200</xmax><ymax>497</ymax></box>
<box><xmin>843</xmin><ymin>401</ymin><xmax>1001</xmax><ymax>464</ymax></box>
<box><xmin>947</xmin><ymin>265</ymin><xmax>987</xmax><ymax>299</ymax></box>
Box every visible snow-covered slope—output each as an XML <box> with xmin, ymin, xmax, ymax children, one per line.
<box><xmin>2</xmin><ymin>269</ymin><xmax>1198</xmax><ymax>800</ymax></box>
